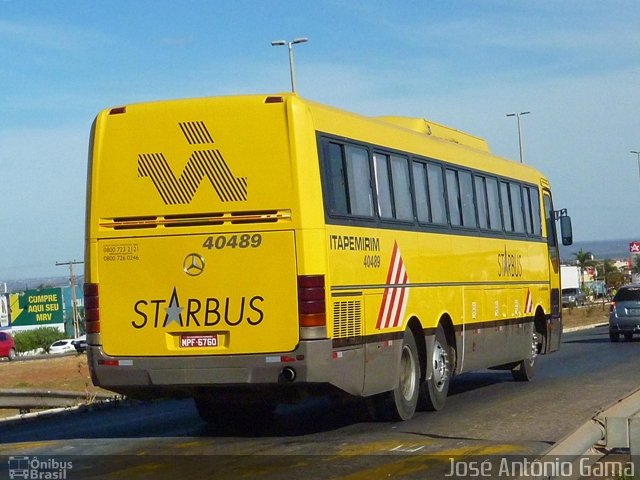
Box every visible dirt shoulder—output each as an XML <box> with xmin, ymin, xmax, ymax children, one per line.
<box><xmin>0</xmin><ymin>354</ymin><xmax>109</xmax><ymax>394</ymax></box>
<box><xmin>562</xmin><ymin>302</ymin><xmax>609</xmax><ymax>330</ymax></box>
<box><xmin>0</xmin><ymin>354</ymin><xmax>114</xmax><ymax>419</ymax></box>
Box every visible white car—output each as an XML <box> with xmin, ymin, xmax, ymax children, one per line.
<box><xmin>49</xmin><ymin>339</ymin><xmax>76</xmax><ymax>354</ymax></box>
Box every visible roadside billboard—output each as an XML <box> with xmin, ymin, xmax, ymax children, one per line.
<box><xmin>9</xmin><ymin>288</ymin><xmax>65</xmax><ymax>332</ymax></box>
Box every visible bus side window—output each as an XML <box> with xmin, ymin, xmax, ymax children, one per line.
<box><xmin>345</xmin><ymin>145</ymin><xmax>374</xmax><ymax>217</ymax></box>
<box><xmin>474</xmin><ymin>175</ymin><xmax>489</xmax><ymax>230</ymax></box>
<box><xmin>486</xmin><ymin>177</ymin><xmax>503</xmax><ymax>231</ymax></box>
<box><xmin>390</xmin><ymin>155</ymin><xmax>413</xmax><ymax>221</ymax></box>
<box><xmin>446</xmin><ymin>168</ymin><xmax>462</xmax><ymax>226</ymax></box>
<box><xmin>374</xmin><ymin>153</ymin><xmax>393</xmax><ymax>218</ymax></box>
<box><xmin>327</xmin><ymin>142</ymin><xmax>349</xmax><ymax>215</ymax></box>
<box><xmin>523</xmin><ymin>185</ymin><xmax>542</xmax><ymax>236</ymax></box>
<box><xmin>523</xmin><ymin>186</ymin><xmax>534</xmax><ymax>234</ymax></box>
<box><xmin>412</xmin><ymin>161</ymin><xmax>430</xmax><ymax>223</ymax></box>
<box><xmin>500</xmin><ymin>181</ymin><xmax>514</xmax><ymax>232</ymax></box>
<box><xmin>374</xmin><ymin>153</ymin><xmax>412</xmax><ymax>221</ymax></box>
<box><xmin>459</xmin><ymin>170</ymin><xmax>477</xmax><ymax>228</ymax></box>
<box><xmin>427</xmin><ymin>163</ymin><xmax>447</xmax><ymax>224</ymax></box>
<box><xmin>530</xmin><ymin>187</ymin><xmax>542</xmax><ymax>236</ymax></box>
<box><xmin>510</xmin><ymin>182</ymin><xmax>526</xmax><ymax>233</ymax></box>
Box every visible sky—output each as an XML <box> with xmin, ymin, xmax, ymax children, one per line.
<box><xmin>1</xmin><ymin>0</ymin><xmax>639</xmax><ymax>279</ymax></box>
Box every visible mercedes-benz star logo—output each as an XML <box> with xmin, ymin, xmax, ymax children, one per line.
<box><xmin>183</xmin><ymin>253</ymin><xmax>205</xmax><ymax>276</ymax></box>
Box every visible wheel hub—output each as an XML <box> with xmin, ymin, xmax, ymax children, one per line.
<box><xmin>432</xmin><ymin>341</ymin><xmax>449</xmax><ymax>392</ymax></box>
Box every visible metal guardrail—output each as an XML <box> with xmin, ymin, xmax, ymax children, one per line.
<box><xmin>0</xmin><ymin>388</ymin><xmax>114</xmax><ymax>410</ymax></box>
<box><xmin>534</xmin><ymin>387</ymin><xmax>640</xmax><ymax>479</ymax></box>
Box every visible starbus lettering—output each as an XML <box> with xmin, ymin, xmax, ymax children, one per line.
<box><xmin>132</xmin><ymin>287</ymin><xmax>264</xmax><ymax>329</ymax></box>
<box><xmin>497</xmin><ymin>246</ymin><xmax>523</xmax><ymax>278</ymax></box>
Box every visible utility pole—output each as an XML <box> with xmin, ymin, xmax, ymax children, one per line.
<box><xmin>56</xmin><ymin>260</ymin><xmax>83</xmax><ymax>338</ymax></box>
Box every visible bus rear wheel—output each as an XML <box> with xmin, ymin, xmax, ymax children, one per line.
<box><xmin>420</xmin><ymin>323</ymin><xmax>451</xmax><ymax>411</ymax></box>
<box><xmin>373</xmin><ymin>327</ymin><xmax>420</xmax><ymax>421</ymax></box>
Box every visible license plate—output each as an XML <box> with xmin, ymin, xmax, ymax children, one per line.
<box><xmin>180</xmin><ymin>334</ymin><xmax>218</xmax><ymax>348</ymax></box>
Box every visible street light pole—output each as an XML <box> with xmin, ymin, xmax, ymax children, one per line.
<box><xmin>271</xmin><ymin>37</ymin><xmax>308</xmax><ymax>93</ymax></box>
<box><xmin>630</xmin><ymin>150</ymin><xmax>640</xmax><ymax>185</ymax></box>
<box><xmin>506</xmin><ymin>111</ymin><xmax>530</xmax><ymax>163</ymax></box>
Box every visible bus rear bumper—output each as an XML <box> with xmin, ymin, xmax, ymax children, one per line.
<box><xmin>87</xmin><ymin>340</ymin><xmax>365</xmax><ymax>399</ymax></box>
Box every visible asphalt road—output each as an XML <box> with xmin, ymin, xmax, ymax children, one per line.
<box><xmin>0</xmin><ymin>326</ymin><xmax>638</xmax><ymax>479</ymax></box>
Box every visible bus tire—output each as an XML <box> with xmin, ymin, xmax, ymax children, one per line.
<box><xmin>512</xmin><ymin>331</ymin><xmax>540</xmax><ymax>382</ymax></box>
<box><xmin>373</xmin><ymin>327</ymin><xmax>420</xmax><ymax>421</ymax></box>
<box><xmin>420</xmin><ymin>324</ymin><xmax>451</xmax><ymax>411</ymax></box>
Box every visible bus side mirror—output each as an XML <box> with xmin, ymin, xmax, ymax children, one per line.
<box><xmin>560</xmin><ymin>216</ymin><xmax>573</xmax><ymax>246</ymax></box>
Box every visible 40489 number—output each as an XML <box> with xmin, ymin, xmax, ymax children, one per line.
<box><xmin>363</xmin><ymin>255</ymin><xmax>381</xmax><ymax>268</ymax></box>
<box><xmin>202</xmin><ymin>234</ymin><xmax>262</xmax><ymax>250</ymax></box>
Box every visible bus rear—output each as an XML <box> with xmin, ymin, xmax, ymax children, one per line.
<box><xmin>85</xmin><ymin>95</ymin><xmax>329</xmax><ymax>408</ymax></box>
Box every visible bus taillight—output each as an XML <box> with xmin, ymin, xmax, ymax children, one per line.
<box><xmin>84</xmin><ymin>283</ymin><xmax>100</xmax><ymax>334</ymax></box>
<box><xmin>298</xmin><ymin>275</ymin><xmax>326</xmax><ymax>336</ymax></box>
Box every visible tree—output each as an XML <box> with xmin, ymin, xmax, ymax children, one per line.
<box><xmin>599</xmin><ymin>259</ymin><xmax>623</xmax><ymax>289</ymax></box>
<box><xmin>572</xmin><ymin>248</ymin><xmax>594</xmax><ymax>288</ymax></box>
<box><xmin>13</xmin><ymin>328</ymin><xmax>67</xmax><ymax>354</ymax></box>
<box><xmin>607</xmin><ymin>270</ymin><xmax>627</xmax><ymax>290</ymax></box>
<box><xmin>602</xmin><ymin>259</ymin><xmax>617</xmax><ymax>277</ymax></box>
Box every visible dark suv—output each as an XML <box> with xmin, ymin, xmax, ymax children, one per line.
<box><xmin>609</xmin><ymin>284</ymin><xmax>640</xmax><ymax>342</ymax></box>
<box><xmin>562</xmin><ymin>288</ymin><xmax>586</xmax><ymax>307</ymax></box>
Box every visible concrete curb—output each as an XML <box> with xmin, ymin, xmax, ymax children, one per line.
<box><xmin>563</xmin><ymin>322</ymin><xmax>608</xmax><ymax>333</ymax></box>
<box><xmin>0</xmin><ymin>388</ymin><xmax>114</xmax><ymax>409</ymax></box>
<box><xmin>0</xmin><ymin>396</ymin><xmax>126</xmax><ymax>425</ymax></box>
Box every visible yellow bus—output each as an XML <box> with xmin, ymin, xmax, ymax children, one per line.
<box><xmin>84</xmin><ymin>93</ymin><xmax>572</xmax><ymax>422</ymax></box>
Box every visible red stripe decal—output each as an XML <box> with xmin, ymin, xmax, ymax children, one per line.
<box><xmin>376</xmin><ymin>242</ymin><xmax>410</xmax><ymax>330</ymax></box>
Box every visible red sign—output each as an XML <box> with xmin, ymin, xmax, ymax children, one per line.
<box><xmin>630</xmin><ymin>241</ymin><xmax>640</xmax><ymax>254</ymax></box>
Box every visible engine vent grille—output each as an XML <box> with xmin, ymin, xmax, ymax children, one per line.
<box><xmin>333</xmin><ymin>300</ymin><xmax>362</xmax><ymax>339</ymax></box>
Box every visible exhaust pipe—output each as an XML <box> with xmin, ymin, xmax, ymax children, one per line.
<box><xmin>282</xmin><ymin>367</ymin><xmax>296</xmax><ymax>382</ymax></box>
